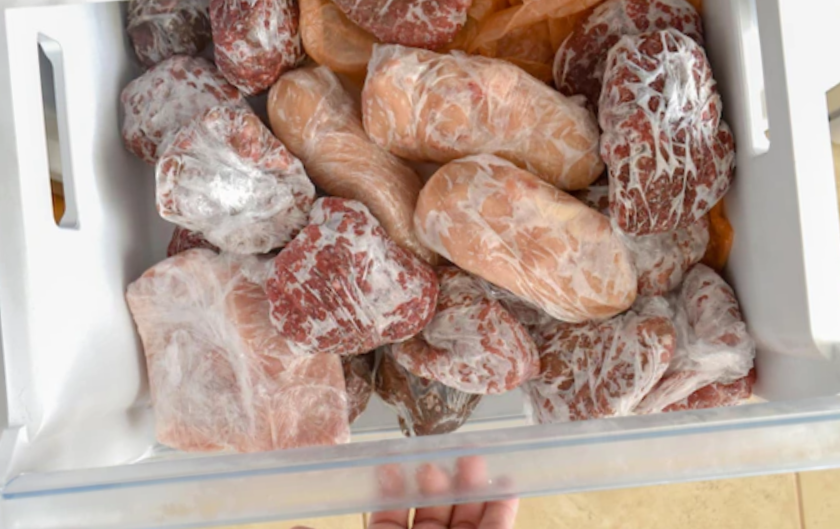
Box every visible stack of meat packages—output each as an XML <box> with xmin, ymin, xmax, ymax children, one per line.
<box><xmin>122</xmin><ymin>0</ymin><xmax>754</xmax><ymax>454</ymax></box>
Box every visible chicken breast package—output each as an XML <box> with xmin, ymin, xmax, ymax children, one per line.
<box><xmin>600</xmin><ymin>29</ymin><xmax>736</xmax><ymax>235</ymax></box>
<box><xmin>637</xmin><ymin>264</ymin><xmax>756</xmax><ymax>414</ymax></box>
<box><xmin>526</xmin><ymin>296</ymin><xmax>676</xmax><ymax>424</ymax></box>
<box><xmin>126</xmin><ymin>249</ymin><xmax>351</xmax><ymax>453</ymax></box>
<box><xmin>267</xmin><ymin>198</ymin><xmax>439</xmax><ymax>356</ymax></box>
<box><xmin>267</xmin><ymin>66</ymin><xmax>435</xmax><ymax>264</ymax></box>
<box><xmin>392</xmin><ymin>267</ymin><xmax>540</xmax><ymax>395</ymax></box>
<box><xmin>127</xmin><ymin>0</ymin><xmax>212</xmax><ymax>68</ymax></box>
<box><xmin>414</xmin><ymin>155</ymin><xmax>637</xmax><ymax>323</ymax></box>
<box><xmin>362</xmin><ymin>44</ymin><xmax>604</xmax><ymax>191</ymax></box>
<box><xmin>376</xmin><ymin>349</ymin><xmax>482</xmax><ymax>437</ymax></box>
<box><xmin>157</xmin><ymin>105</ymin><xmax>315</xmax><ymax>254</ymax></box>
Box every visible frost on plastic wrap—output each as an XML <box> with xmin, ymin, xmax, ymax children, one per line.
<box><xmin>157</xmin><ymin>106</ymin><xmax>314</xmax><ymax>255</ymax></box>
<box><xmin>478</xmin><ymin>280</ymin><xmax>555</xmax><ymax>330</ymax></box>
<box><xmin>414</xmin><ymin>155</ymin><xmax>637</xmax><ymax>323</ymax></box>
<box><xmin>636</xmin><ymin>264</ymin><xmax>755</xmax><ymax>414</ymax></box>
<box><xmin>332</xmin><ymin>0</ymin><xmax>470</xmax><ymax>49</ymax></box>
<box><xmin>599</xmin><ymin>29</ymin><xmax>735</xmax><ymax>235</ymax></box>
<box><xmin>661</xmin><ymin>370</ymin><xmax>754</xmax><ymax>412</ymax></box>
<box><xmin>127</xmin><ymin>0</ymin><xmax>212</xmax><ymax>68</ymax></box>
<box><xmin>121</xmin><ymin>56</ymin><xmax>248</xmax><ymax>164</ymax></box>
<box><xmin>167</xmin><ymin>226</ymin><xmax>220</xmax><ymax>257</ymax></box>
<box><xmin>268</xmin><ymin>66</ymin><xmax>435</xmax><ymax>264</ymax></box>
<box><xmin>552</xmin><ymin>0</ymin><xmax>703</xmax><ymax>109</ymax></box>
<box><xmin>376</xmin><ymin>349</ymin><xmax>482</xmax><ymax>437</ymax></box>
<box><xmin>362</xmin><ymin>45</ymin><xmax>604</xmax><ymax>191</ymax></box>
<box><xmin>392</xmin><ymin>267</ymin><xmax>540</xmax><ymax>395</ymax></box>
<box><xmin>267</xmin><ymin>198</ymin><xmax>439</xmax><ymax>356</ymax></box>
<box><xmin>300</xmin><ymin>0</ymin><xmax>378</xmax><ymax>83</ymax></box>
<box><xmin>342</xmin><ymin>352</ymin><xmax>375</xmax><ymax>423</ymax></box>
<box><xmin>574</xmin><ymin>185</ymin><xmax>709</xmax><ymax>295</ymax></box>
<box><xmin>125</xmin><ymin>250</ymin><xmax>351</xmax><ymax>452</ymax></box>
<box><xmin>526</xmin><ymin>297</ymin><xmax>676</xmax><ymax>423</ymax></box>
<box><xmin>210</xmin><ymin>0</ymin><xmax>303</xmax><ymax>96</ymax></box>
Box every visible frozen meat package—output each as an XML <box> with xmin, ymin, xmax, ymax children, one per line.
<box><xmin>126</xmin><ymin>249</ymin><xmax>351</xmax><ymax>453</ymax></box>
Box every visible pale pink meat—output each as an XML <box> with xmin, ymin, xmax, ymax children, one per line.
<box><xmin>267</xmin><ymin>198</ymin><xmax>439</xmax><ymax>356</ymax></box>
<box><xmin>363</xmin><ymin>45</ymin><xmax>604</xmax><ymax>191</ymax></box>
<box><xmin>392</xmin><ymin>267</ymin><xmax>539</xmax><ymax>395</ymax></box>
<box><xmin>121</xmin><ymin>56</ymin><xmax>249</xmax><ymax>165</ymax></box>
<box><xmin>526</xmin><ymin>297</ymin><xmax>675</xmax><ymax>423</ymax></box>
<box><xmin>599</xmin><ymin>29</ymin><xmax>735</xmax><ymax>235</ymax></box>
<box><xmin>127</xmin><ymin>0</ymin><xmax>212</xmax><ymax>68</ymax></box>
<box><xmin>167</xmin><ymin>227</ymin><xmax>219</xmax><ymax>257</ymax></box>
<box><xmin>125</xmin><ymin>250</ymin><xmax>351</xmax><ymax>452</ymax></box>
<box><xmin>156</xmin><ymin>105</ymin><xmax>315</xmax><ymax>255</ymax></box>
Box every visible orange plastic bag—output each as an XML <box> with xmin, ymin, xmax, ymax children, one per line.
<box><xmin>702</xmin><ymin>200</ymin><xmax>734</xmax><ymax>272</ymax></box>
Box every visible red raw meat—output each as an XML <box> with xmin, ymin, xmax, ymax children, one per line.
<box><xmin>392</xmin><ymin>267</ymin><xmax>540</xmax><ymax>395</ymax></box>
<box><xmin>126</xmin><ymin>250</ymin><xmax>351</xmax><ymax>452</ymax></box>
<box><xmin>266</xmin><ymin>198</ymin><xmax>439</xmax><ymax>356</ymax></box>
<box><xmin>553</xmin><ymin>0</ymin><xmax>703</xmax><ymax>108</ymax></box>
<box><xmin>332</xmin><ymin>0</ymin><xmax>469</xmax><ymax>49</ymax></box>
<box><xmin>121</xmin><ymin>56</ymin><xmax>248</xmax><ymax>164</ymax></box>
<box><xmin>376</xmin><ymin>349</ymin><xmax>482</xmax><ymax>437</ymax></box>
<box><xmin>599</xmin><ymin>29</ymin><xmax>735</xmax><ymax>235</ymax></box>
<box><xmin>127</xmin><ymin>0</ymin><xmax>212</xmax><ymax>68</ymax></box>
<box><xmin>636</xmin><ymin>264</ymin><xmax>755</xmax><ymax>414</ymax></box>
<box><xmin>210</xmin><ymin>0</ymin><xmax>303</xmax><ymax>95</ymax></box>
<box><xmin>167</xmin><ymin>227</ymin><xmax>219</xmax><ymax>257</ymax></box>
<box><xmin>342</xmin><ymin>353</ymin><xmax>375</xmax><ymax>423</ymax></box>
<box><xmin>157</xmin><ymin>105</ymin><xmax>315</xmax><ymax>255</ymax></box>
<box><xmin>526</xmin><ymin>297</ymin><xmax>675</xmax><ymax>423</ymax></box>
<box><xmin>662</xmin><ymin>370</ymin><xmax>755</xmax><ymax>412</ymax></box>
<box><xmin>574</xmin><ymin>185</ymin><xmax>709</xmax><ymax>295</ymax></box>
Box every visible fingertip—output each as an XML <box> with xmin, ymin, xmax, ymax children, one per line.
<box><xmin>416</xmin><ymin>463</ymin><xmax>451</xmax><ymax>496</ymax></box>
<box><xmin>478</xmin><ymin>497</ymin><xmax>519</xmax><ymax>529</ymax></box>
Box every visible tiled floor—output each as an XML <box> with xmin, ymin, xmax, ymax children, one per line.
<box><xmin>221</xmin><ymin>468</ymin><xmax>840</xmax><ymax>529</ymax></box>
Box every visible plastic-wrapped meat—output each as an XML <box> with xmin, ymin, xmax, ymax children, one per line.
<box><xmin>600</xmin><ymin>29</ymin><xmax>736</xmax><ymax>235</ymax></box>
<box><xmin>414</xmin><ymin>155</ymin><xmax>637</xmax><ymax>323</ymax></box>
<box><xmin>157</xmin><ymin>105</ymin><xmax>315</xmax><ymax>254</ymax></box>
<box><xmin>210</xmin><ymin>0</ymin><xmax>303</xmax><ymax>96</ymax></box>
<box><xmin>661</xmin><ymin>370</ymin><xmax>754</xmax><ymax>412</ymax></box>
<box><xmin>332</xmin><ymin>0</ymin><xmax>469</xmax><ymax>49</ymax></box>
<box><xmin>342</xmin><ymin>353</ymin><xmax>375</xmax><ymax>423</ymax></box>
<box><xmin>477</xmin><ymin>280</ymin><xmax>555</xmax><ymax>330</ymax></box>
<box><xmin>121</xmin><ymin>56</ymin><xmax>249</xmax><ymax>164</ymax></box>
<box><xmin>126</xmin><ymin>250</ymin><xmax>351</xmax><ymax>452</ymax></box>
<box><xmin>391</xmin><ymin>267</ymin><xmax>540</xmax><ymax>395</ymax></box>
<box><xmin>553</xmin><ymin>0</ymin><xmax>703</xmax><ymax>108</ymax></box>
<box><xmin>267</xmin><ymin>198</ymin><xmax>439</xmax><ymax>356</ymax></box>
<box><xmin>574</xmin><ymin>185</ymin><xmax>709</xmax><ymax>296</ymax></box>
<box><xmin>363</xmin><ymin>45</ymin><xmax>604</xmax><ymax>191</ymax></box>
<box><xmin>268</xmin><ymin>66</ymin><xmax>436</xmax><ymax>264</ymax></box>
<box><xmin>376</xmin><ymin>349</ymin><xmax>482</xmax><ymax>437</ymax></box>
<box><xmin>127</xmin><ymin>0</ymin><xmax>212</xmax><ymax>68</ymax></box>
<box><xmin>526</xmin><ymin>296</ymin><xmax>675</xmax><ymax>423</ymax></box>
<box><xmin>636</xmin><ymin>264</ymin><xmax>756</xmax><ymax>414</ymax></box>
<box><xmin>167</xmin><ymin>226</ymin><xmax>219</xmax><ymax>257</ymax></box>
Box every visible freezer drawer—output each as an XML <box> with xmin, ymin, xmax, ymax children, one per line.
<box><xmin>1</xmin><ymin>0</ymin><xmax>840</xmax><ymax>528</ymax></box>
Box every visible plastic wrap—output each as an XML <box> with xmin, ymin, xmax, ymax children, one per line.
<box><xmin>331</xmin><ymin>0</ymin><xmax>470</xmax><ymax>49</ymax></box>
<box><xmin>267</xmin><ymin>198</ymin><xmax>439</xmax><ymax>356</ymax></box>
<box><xmin>391</xmin><ymin>267</ymin><xmax>540</xmax><ymax>395</ymax></box>
<box><xmin>701</xmin><ymin>200</ymin><xmax>734</xmax><ymax>271</ymax></box>
<box><xmin>574</xmin><ymin>185</ymin><xmax>709</xmax><ymax>295</ymax></box>
<box><xmin>267</xmin><ymin>66</ymin><xmax>436</xmax><ymax>264</ymax></box>
<box><xmin>125</xmin><ymin>249</ymin><xmax>352</xmax><ymax>452</ymax></box>
<box><xmin>414</xmin><ymin>155</ymin><xmax>637</xmax><ymax>323</ymax></box>
<box><xmin>526</xmin><ymin>296</ymin><xmax>676</xmax><ymax>423</ymax></box>
<box><xmin>362</xmin><ymin>44</ymin><xmax>604</xmax><ymax>191</ymax></box>
<box><xmin>599</xmin><ymin>29</ymin><xmax>736</xmax><ymax>235</ymax></box>
<box><xmin>166</xmin><ymin>226</ymin><xmax>219</xmax><ymax>257</ymax></box>
<box><xmin>299</xmin><ymin>0</ymin><xmax>378</xmax><ymax>83</ymax></box>
<box><xmin>661</xmin><ymin>370</ymin><xmax>754</xmax><ymax>412</ymax></box>
<box><xmin>477</xmin><ymin>279</ymin><xmax>556</xmax><ymax>329</ymax></box>
<box><xmin>156</xmin><ymin>105</ymin><xmax>315</xmax><ymax>254</ymax></box>
<box><xmin>342</xmin><ymin>353</ymin><xmax>375</xmax><ymax>423</ymax></box>
<box><xmin>552</xmin><ymin>0</ymin><xmax>703</xmax><ymax>108</ymax></box>
<box><xmin>376</xmin><ymin>349</ymin><xmax>482</xmax><ymax>437</ymax></box>
<box><xmin>636</xmin><ymin>264</ymin><xmax>755</xmax><ymax>414</ymax></box>
<box><xmin>127</xmin><ymin>0</ymin><xmax>212</xmax><ymax>68</ymax></box>
<box><xmin>210</xmin><ymin>0</ymin><xmax>303</xmax><ymax>95</ymax></box>
<box><xmin>121</xmin><ymin>55</ymin><xmax>248</xmax><ymax>164</ymax></box>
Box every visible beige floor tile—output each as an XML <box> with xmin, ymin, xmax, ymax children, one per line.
<box><xmin>798</xmin><ymin>468</ymin><xmax>840</xmax><ymax>529</ymax></box>
<box><xmin>220</xmin><ymin>513</ymin><xmax>364</xmax><ymax>529</ymax></box>
<box><xmin>515</xmin><ymin>474</ymin><xmax>801</xmax><ymax>529</ymax></box>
